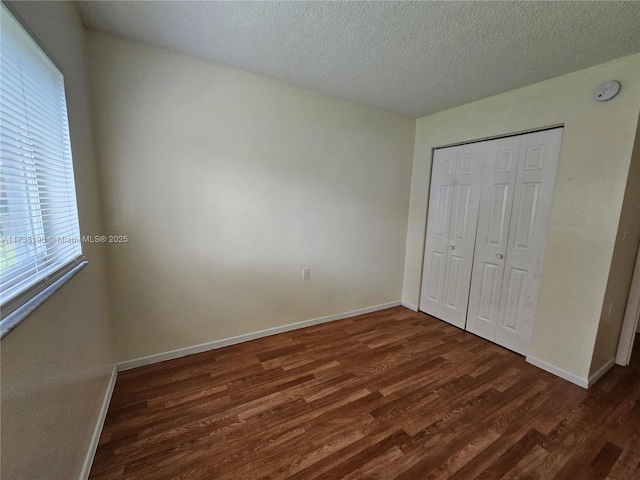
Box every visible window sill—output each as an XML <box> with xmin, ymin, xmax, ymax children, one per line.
<box><xmin>0</xmin><ymin>259</ymin><xmax>88</xmax><ymax>339</ymax></box>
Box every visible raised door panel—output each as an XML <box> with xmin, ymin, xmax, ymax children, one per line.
<box><xmin>495</xmin><ymin>128</ymin><xmax>563</xmax><ymax>355</ymax></box>
<box><xmin>467</xmin><ymin>136</ymin><xmax>520</xmax><ymax>340</ymax></box>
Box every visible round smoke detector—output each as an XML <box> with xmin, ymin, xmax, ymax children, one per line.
<box><xmin>593</xmin><ymin>80</ymin><xmax>621</xmax><ymax>102</ymax></box>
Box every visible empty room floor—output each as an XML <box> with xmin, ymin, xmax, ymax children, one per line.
<box><xmin>89</xmin><ymin>306</ymin><xmax>640</xmax><ymax>479</ymax></box>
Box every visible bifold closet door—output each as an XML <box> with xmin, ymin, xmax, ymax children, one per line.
<box><xmin>419</xmin><ymin>143</ymin><xmax>485</xmax><ymax>329</ymax></box>
<box><xmin>466</xmin><ymin>136</ymin><xmax>521</xmax><ymax>341</ymax></box>
<box><xmin>494</xmin><ymin>129</ymin><xmax>563</xmax><ymax>354</ymax></box>
<box><xmin>466</xmin><ymin>128</ymin><xmax>563</xmax><ymax>355</ymax></box>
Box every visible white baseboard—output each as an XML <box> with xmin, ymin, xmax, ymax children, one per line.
<box><xmin>588</xmin><ymin>358</ymin><xmax>615</xmax><ymax>388</ymax></box>
<box><xmin>80</xmin><ymin>365</ymin><xmax>117</xmax><ymax>480</ymax></box>
<box><xmin>526</xmin><ymin>355</ymin><xmax>589</xmax><ymax>389</ymax></box>
<box><xmin>117</xmin><ymin>301</ymin><xmax>402</xmax><ymax>371</ymax></box>
<box><xmin>401</xmin><ymin>300</ymin><xmax>418</xmax><ymax>311</ymax></box>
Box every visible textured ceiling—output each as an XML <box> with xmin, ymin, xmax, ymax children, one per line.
<box><xmin>76</xmin><ymin>1</ymin><xmax>640</xmax><ymax>118</ymax></box>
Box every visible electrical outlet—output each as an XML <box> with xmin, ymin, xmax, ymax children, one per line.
<box><xmin>302</xmin><ymin>267</ymin><xmax>310</xmax><ymax>280</ymax></box>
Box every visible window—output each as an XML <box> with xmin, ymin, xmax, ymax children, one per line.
<box><xmin>0</xmin><ymin>3</ymin><xmax>85</xmax><ymax>336</ymax></box>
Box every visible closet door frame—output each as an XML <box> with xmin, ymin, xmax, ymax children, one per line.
<box><xmin>419</xmin><ymin>126</ymin><xmax>563</xmax><ymax>355</ymax></box>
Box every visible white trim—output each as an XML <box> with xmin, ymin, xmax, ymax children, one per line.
<box><xmin>401</xmin><ymin>300</ymin><xmax>418</xmax><ymax>312</ymax></box>
<box><xmin>1</xmin><ymin>259</ymin><xmax>87</xmax><ymax>339</ymax></box>
<box><xmin>588</xmin><ymin>358</ymin><xmax>615</xmax><ymax>388</ymax></box>
<box><xmin>616</xmin><ymin>244</ymin><xmax>640</xmax><ymax>366</ymax></box>
<box><xmin>526</xmin><ymin>355</ymin><xmax>588</xmax><ymax>389</ymax></box>
<box><xmin>117</xmin><ymin>301</ymin><xmax>402</xmax><ymax>371</ymax></box>
<box><xmin>80</xmin><ymin>365</ymin><xmax>117</xmax><ymax>480</ymax></box>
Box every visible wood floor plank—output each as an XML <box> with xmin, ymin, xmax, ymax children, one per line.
<box><xmin>89</xmin><ymin>308</ymin><xmax>640</xmax><ymax>479</ymax></box>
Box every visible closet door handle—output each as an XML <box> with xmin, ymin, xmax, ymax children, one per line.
<box><xmin>449</xmin><ymin>245</ymin><xmax>455</xmax><ymax>250</ymax></box>
<box><xmin>496</xmin><ymin>254</ymin><xmax>503</xmax><ymax>259</ymax></box>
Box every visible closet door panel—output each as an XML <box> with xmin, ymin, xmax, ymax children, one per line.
<box><xmin>420</xmin><ymin>144</ymin><xmax>484</xmax><ymax>329</ymax></box>
<box><xmin>444</xmin><ymin>145</ymin><xmax>485</xmax><ymax>327</ymax></box>
<box><xmin>420</xmin><ymin>149</ymin><xmax>456</xmax><ymax>321</ymax></box>
<box><xmin>467</xmin><ymin>137</ymin><xmax>520</xmax><ymax>340</ymax></box>
<box><xmin>495</xmin><ymin>129</ymin><xmax>563</xmax><ymax>354</ymax></box>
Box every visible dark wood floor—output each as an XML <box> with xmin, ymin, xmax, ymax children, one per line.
<box><xmin>90</xmin><ymin>306</ymin><xmax>640</xmax><ymax>479</ymax></box>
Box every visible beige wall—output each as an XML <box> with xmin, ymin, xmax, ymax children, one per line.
<box><xmin>592</xmin><ymin>115</ymin><xmax>640</xmax><ymax>374</ymax></box>
<box><xmin>0</xmin><ymin>2</ymin><xmax>115</xmax><ymax>479</ymax></box>
<box><xmin>86</xmin><ymin>32</ymin><xmax>416</xmax><ymax>363</ymax></box>
<box><xmin>403</xmin><ymin>54</ymin><xmax>640</xmax><ymax>382</ymax></box>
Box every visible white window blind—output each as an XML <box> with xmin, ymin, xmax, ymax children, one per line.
<box><xmin>0</xmin><ymin>3</ymin><xmax>84</xmax><ymax>326</ymax></box>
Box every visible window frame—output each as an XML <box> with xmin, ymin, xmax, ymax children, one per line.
<box><xmin>0</xmin><ymin>1</ymin><xmax>87</xmax><ymax>339</ymax></box>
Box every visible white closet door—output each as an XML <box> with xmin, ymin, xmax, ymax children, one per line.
<box><xmin>420</xmin><ymin>148</ymin><xmax>455</xmax><ymax>323</ymax></box>
<box><xmin>466</xmin><ymin>136</ymin><xmax>521</xmax><ymax>341</ymax></box>
<box><xmin>495</xmin><ymin>129</ymin><xmax>563</xmax><ymax>354</ymax></box>
<box><xmin>420</xmin><ymin>143</ymin><xmax>484</xmax><ymax>329</ymax></box>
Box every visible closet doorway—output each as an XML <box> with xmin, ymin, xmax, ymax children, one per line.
<box><xmin>419</xmin><ymin>128</ymin><xmax>563</xmax><ymax>355</ymax></box>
